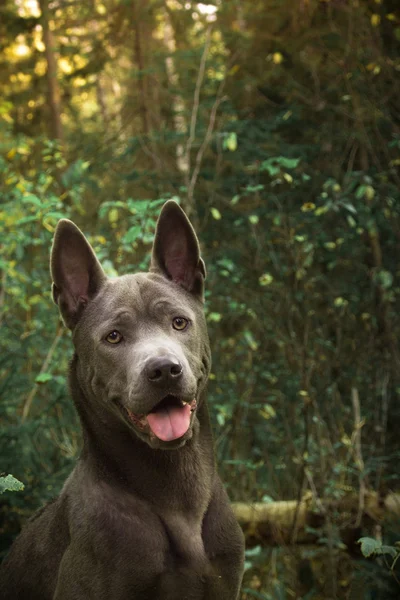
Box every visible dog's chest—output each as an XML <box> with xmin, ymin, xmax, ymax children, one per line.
<box><xmin>161</xmin><ymin>511</ymin><xmax>207</xmax><ymax>567</ymax></box>
<box><xmin>87</xmin><ymin>477</ymin><xmax>210</xmax><ymax>566</ymax></box>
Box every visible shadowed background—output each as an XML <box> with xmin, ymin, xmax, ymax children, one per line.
<box><xmin>1</xmin><ymin>0</ymin><xmax>400</xmax><ymax>598</ymax></box>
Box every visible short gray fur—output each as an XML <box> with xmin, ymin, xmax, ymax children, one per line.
<box><xmin>0</xmin><ymin>201</ymin><xmax>245</xmax><ymax>599</ymax></box>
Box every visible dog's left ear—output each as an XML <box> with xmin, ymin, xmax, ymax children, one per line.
<box><xmin>151</xmin><ymin>201</ymin><xmax>206</xmax><ymax>297</ymax></box>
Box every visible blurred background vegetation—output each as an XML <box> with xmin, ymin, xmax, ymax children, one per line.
<box><xmin>1</xmin><ymin>0</ymin><xmax>400</xmax><ymax>598</ymax></box>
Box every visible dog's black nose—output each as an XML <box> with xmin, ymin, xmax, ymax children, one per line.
<box><xmin>146</xmin><ymin>357</ymin><xmax>183</xmax><ymax>382</ymax></box>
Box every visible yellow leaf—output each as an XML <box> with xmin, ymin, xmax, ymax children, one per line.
<box><xmin>259</xmin><ymin>273</ymin><xmax>274</xmax><ymax>286</ymax></box>
<box><xmin>314</xmin><ymin>205</ymin><xmax>329</xmax><ymax>216</ymax></box>
<box><xmin>371</xmin><ymin>14</ymin><xmax>381</xmax><ymax>27</ymax></box>
<box><xmin>334</xmin><ymin>297</ymin><xmax>348</xmax><ymax>307</ymax></box>
<box><xmin>225</xmin><ymin>132</ymin><xmax>237</xmax><ymax>152</ymax></box>
<box><xmin>210</xmin><ymin>208</ymin><xmax>222</xmax><ymax>220</ymax></box>
<box><xmin>108</xmin><ymin>208</ymin><xmax>119</xmax><ymax>224</ymax></box>
<box><xmin>272</xmin><ymin>52</ymin><xmax>283</xmax><ymax>65</ymax></box>
<box><xmin>6</xmin><ymin>149</ymin><xmax>16</xmax><ymax>160</ymax></box>
<box><xmin>301</xmin><ymin>202</ymin><xmax>315</xmax><ymax>212</ymax></box>
<box><xmin>365</xmin><ymin>185</ymin><xmax>375</xmax><ymax>201</ymax></box>
<box><xmin>283</xmin><ymin>173</ymin><xmax>293</xmax><ymax>184</ymax></box>
<box><xmin>29</xmin><ymin>294</ymin><xmax>43</xmax><ymax>306</ymax></box>
<box><xmin>259</xmin><ymin>404</ymin><xmax>276</xmax><ymax>420</ymax></box>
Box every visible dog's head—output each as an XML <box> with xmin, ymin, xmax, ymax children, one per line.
<box><xmin>50</xmin><ymin>201</ymin><xmax>211</xmax><ymax>450</ymax></box>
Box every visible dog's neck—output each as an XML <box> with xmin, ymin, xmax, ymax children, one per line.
<box><xmin>68</xmin><ymin>357</ymin><xmax>215</xmax><ymax>516</ymax></box>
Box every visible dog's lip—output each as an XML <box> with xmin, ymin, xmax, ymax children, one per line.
<box><xmin>116</xmin><ymin>395</ymin><xmax>197</xmax><ymax>438</ymax></box>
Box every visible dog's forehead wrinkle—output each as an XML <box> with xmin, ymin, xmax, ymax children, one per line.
<box><xmin>102</xmin><ymin>273</ymin><xmax>198</xmax><ymax>320</ymax></box>
<box><xmin>89</xmin><ymin>274</ymin><xmax>144</xmax><ymax>318</ymax></box>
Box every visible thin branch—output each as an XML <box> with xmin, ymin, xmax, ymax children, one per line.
<box><xmin>290</xmin><ymin>394</ymin><xmax>311</xmax><ymax>544</ymax></box>
<box><xmin>375</xmin><ymin>372</ymin><xmax>390</xmax><ymax>491</ymax></box>
<box><xmin>0</xmin><ymin>270</ymin><xmax>6</xmax><ymax>328</ymax></box>
<box><xmin>21</xmin><ymin>323</ymin><xmax>64</xmax><ymax>422</ymax></box>
<box><xmin>351</xmin><ymin>386</ymin><xmax>366</xmax><ymax>527</ymax></box>
<box><xmin>187</xmin><ymin>92</ymin><xmax>227</xmax><ymax>206</ymax></box>
<box><xmin>184</xmin><ymin>27</ymin><xmax>212</xmax><ymax>187</ymax></box>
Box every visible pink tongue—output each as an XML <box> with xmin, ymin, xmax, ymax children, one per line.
<box><xmin>147</xmin><ymin>403</ymin><xmax>191</xmax><ymax>442</ymax></box>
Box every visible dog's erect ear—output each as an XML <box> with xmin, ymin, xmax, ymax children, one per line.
<box><xmin>151</xmin><ymin>201</ymin><xmax>206</xmax><ymax>297</ymax></box>
<box><xmin>50</xmin><ymin>219</ymin><xmax>107</xmax><ymax>329</ymax></box>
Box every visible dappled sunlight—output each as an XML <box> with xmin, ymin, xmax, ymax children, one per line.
<box><xmin>1</xmin><ymin>0</ymin><xmax>400</xmax><ymax>597</ymax></box>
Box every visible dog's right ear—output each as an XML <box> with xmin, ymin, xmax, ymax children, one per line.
<box><xmin>50</xmin><ymin>220</ymin><xmax>107</xmax><ymax>329</ymax></box>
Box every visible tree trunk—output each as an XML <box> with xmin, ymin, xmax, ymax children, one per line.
<box><xmin>39</xmin><ymin>0</ymin><xmax>63</xmax><ymax>142</ymax></box>
<box><xmin>132</xmin><ymin>0</ymin><xmax>150</xmax><ymax>134</ymax></box>
<box><xmin>163</xmin><ymin>7</ymin><xmax>188</xmax><ymax>174</ymax></box>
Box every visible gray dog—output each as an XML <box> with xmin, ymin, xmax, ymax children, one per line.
<box><xmin>1</xmin><ymin>201</ymin><xmax>245</xmax><ymax>599</ymax></box>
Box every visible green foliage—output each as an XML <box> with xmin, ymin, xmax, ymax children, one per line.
<box><xmin>359</xmin><ymin>537</ymin><xmax>398</xmax><ymax>560</ymax></box>
<box><xmin>358</xmin><ymin>537</ymin><xmax>400</xmax><ymax>588</ymax></box>
<box><xmin>1</xmin><ymin>0</ymin><xmax>400</xmax><ymax>596</ymax></box>
<box><xmin>0</xmin><ymin>475</ymin><xmax>24</xmax><ymax>495</ymax></box>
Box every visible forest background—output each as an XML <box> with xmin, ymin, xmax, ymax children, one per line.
<box><xmin>1</xmin><ymin>0</ymin><xmax>400</xmax><ymax>598</ymax></box>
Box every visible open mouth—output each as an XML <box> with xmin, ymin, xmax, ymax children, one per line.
<box><xmin>122</xmin><ymin>395</ymin><xmax>197</xmax><ymax>443</ymax></box>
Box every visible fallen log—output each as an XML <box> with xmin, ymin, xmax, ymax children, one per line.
<box><xmin>231</xmin><ymin>492</ymin><xmax>400</xmax><ymax>546</ymax></box>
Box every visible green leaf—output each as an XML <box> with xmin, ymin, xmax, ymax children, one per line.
<box><xmin>377</xmin><ymin>270</ymin><xmax>393</xmax><ymax>290</ymax></box>
<box><xmin>358</xmin><ymin>537</ymin><xmax>381</xmax><ymax>558</ymax></box>
<box><xmin>216</xmin><ymin>413</ymin><xmax>225</xmax><ymax>427</ymax></box>
<box><xmin>245</xmin><ymin>545</ymin><xmax>262</xmax><ymax>557</ymax></box>
<box><xmin>35</xmin><ymin>373</ymin><xmax>53</xmax><ymax>384</ymax></box>
<box><xmin>207</xmin><ymin>312</ymin><xmax>222</xmax><ymax>322</ymax></box>
<box><xmin>259</xmin><ymin>404</ymin><xmax>276</xmax><ymax>419</ymax></box>
<box><xmin>127</xmin><ymin>200</ymin><xmax>150</xmax><ymax>214</ymax></box>
<box><xmin>0</xmin><ymin>474</ymin><xmax>24</xmax><ymax>494</ymax></box>
<box><xmin>259</xmin><ymin>273</ymin><xmax>274</xmax><ymax>286</ymax></box>
<box><xmin>244</xmin><ymin>330</ymin><xmax>258</xmax><ymax>351</ymax></box>
<box><xmin>245</xmin><ymin>184</ymin><xmax>264</xmax><ymax>193</ymax></box>
<box><xmin>260</xmin><ymin>156</ymin><xmax>300</xmax><ymax>176</ymax></box>
<box><xmin>23</xmin><ymin>194</ymin><xmax>42</xmax><ymax>207</ymax></box>
<box><xmin>379</xmin><ymin>545</ymin><xmax>397</xmax><ymax>559</ymax></box>
<box><xmin>261</xmin><ymin>494</ymin><xmax>274</xmax><ymax>503</ymax></box>
<box><xmin>347</xmin><ymin>215</ymin><xmax>356</xmax><ymax>228</ymax></box>
<box><xmin>278</xmin><ymin>157</ymin><xmax>300</xmax><ymax>169</ymax></box>
<box><xmin>224</xmin><ymin>132</ymin><xmax>237</xmax><ymax>152</ymax></box>
<box><xmin>122</xmin><ymin>225</ymin><xmax>142</xmax><ymax>244</ymax></box>
<box><xmin>211</xmin><ymin>208</ymin><xmax>222</xmax><ymax>220</ymax></box>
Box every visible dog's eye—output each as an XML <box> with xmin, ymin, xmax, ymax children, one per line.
<box><xmin>172</xmin><ymin>317</ymin><xmax>188</xmax><ymax>331</ymax></box>
<box><xmin>105</xmin><ymin>330</ymin><xmax>123</xmax><ymax>344</ymax></box>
